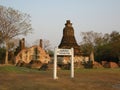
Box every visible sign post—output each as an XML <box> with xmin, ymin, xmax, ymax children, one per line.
<box><xmin>71</xmin><ymin>48</ymin><xmax>74</xmax><ymax>78</ymax></box>
<box><xmin>53</xmin><ymin>48</ymin><xmax>58</xmax><ymax>79</ymax></box>
<box><xmin>53</xmin><ymin>48</ymin><xmax>74</xmax><ymax>79</ymax></box>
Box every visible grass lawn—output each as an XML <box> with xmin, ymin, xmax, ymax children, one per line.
<box><xmin>0</xmin><ymin>65</ymin><xmax>120</xmax><ymax>90</ymax></box>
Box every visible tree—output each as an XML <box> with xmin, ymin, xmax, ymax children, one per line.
<box><xmin>43</xmin><ymin>39</ymin><xmax>51</xmax><ymax>51</ymax></box>
<box><xmin>108</xmin><ymin>31</ymin><xmax>120</xmax><ymax>62</ymax></box>
<box><xmin>0</xmin><ymin>5</ymin><xmax>32</xmax><ymax>64</ymax></box>
<box><xmin>80</xmin><ymin>31</ymin><xmax>103</xmax><ymax>63</ymax></box>
<box><xmin>95</xmin><ymin>31</ymin><xmax>120</xmax><ymax>63</ymax></box>
<box><xmin>0</xmin><ymin>31</ymin><xmax>2</xmax><ymax>44</ymax></box>
<box><xmin>0</xmin><ymin>47</ymin><xmax>6</xmax><ymax>64</ymax></box>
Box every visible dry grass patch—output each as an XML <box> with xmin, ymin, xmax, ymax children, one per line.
<box><xmin>0</xmin><ymin>65</ymin><xmax>120</xmax><ymax>90</ymax></box>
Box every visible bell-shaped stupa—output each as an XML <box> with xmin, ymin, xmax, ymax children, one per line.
<box><xmin>58</xmin><ymin>20</ymin><xmax>81</xmax><ymax>55</ymax></box>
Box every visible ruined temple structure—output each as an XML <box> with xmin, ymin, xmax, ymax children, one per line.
<box><xmin>15</xmin><ymin>38</ymin><xmax>50</xmax><ymax>65</ymax></box>
<box><xmin>58</xmin><ymin>20</ymin><xmax>81</xmax><ymax>56</ymax></box>
<box><xmin>58</xmin><ymin>20</ymin><xmax>89</xmax><ymax>66</ymax></box>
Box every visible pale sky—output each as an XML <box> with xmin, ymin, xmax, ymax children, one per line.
<box><xmin>0</xmin><ymin>0</ymin><xmax>120</xmax><ymax>48</ymax></box>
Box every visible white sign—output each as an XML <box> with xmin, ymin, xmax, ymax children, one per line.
<box><xmin>56</xmin><ymin>49</ymin><xmax>72</xmax><ymax>55</ymax></box>
<box><xmin>53</xmin><ymin>48</ymin><xmax>74</xmax><ymax>79</ymax></box>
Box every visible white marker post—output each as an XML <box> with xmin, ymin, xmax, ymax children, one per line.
<box><xmin>71</xmin><ymin>48</ymin><xmax>74</xmax><ymax>78</ymax></box>
<box><xmin>53</xmin><ymin>48</ymin><xmax>58</xmax><ymax>79</ymax></box>
<box><xmin>53</xmin><ymin>48</ymin><xmax>74</xmax><ymax>79</ymax></box>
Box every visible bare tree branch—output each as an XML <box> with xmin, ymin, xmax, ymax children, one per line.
<box><xmin>0</xmin><ymin>5</ymin><xmax>33</xmax><ymax>64</ymax></box>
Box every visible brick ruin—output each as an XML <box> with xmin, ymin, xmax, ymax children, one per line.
<box><xmin>15</xmin><ymin>38</ymin><xmax>50</xmax><ymax>68</ymax></box>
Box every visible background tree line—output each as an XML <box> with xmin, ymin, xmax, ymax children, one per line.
<box><xmin>80</xmin><ymin>31</ymin><xmax>120</xmax><ymax>63</ymax></box>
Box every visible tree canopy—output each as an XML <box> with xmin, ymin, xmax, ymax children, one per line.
<box><xmin>0</xmin><ymin>5</ymin><xmax>32</xmax><ymax>64</ymax></box>
<box><xmin>80</xmin><ymin>31</ymin><xmax>120</xmax><ymax>63</ymax></box>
